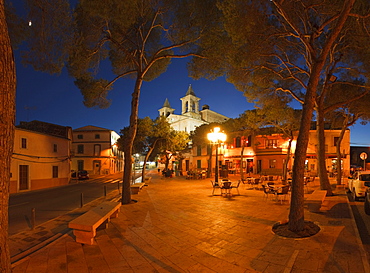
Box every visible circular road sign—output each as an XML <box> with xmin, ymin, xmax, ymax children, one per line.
<box><xmin>360</xmin><ymin>152</ymin><xmax>368</xmax><ymax>160</ymax></box>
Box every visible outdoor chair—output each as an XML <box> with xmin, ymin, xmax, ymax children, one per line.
<box><xmin>261</xmin><ymin>184</ymin><xmax>276</xmax><ymax>200</ymax></box>
<box><xmin>241</xmin><ymin>178</ymin><xmax>249</xmax><ymax>184</ymax></box>
<box><xmin>211</xmin><ymin>180</ymin><xmax>221</xmax><ymax>195</ymax></box>
<box><xmin>253</xmin><ymin>178</ymin><xmax>261</xmax><ymax>190</ymax></box>
<box><xmin>230</xmin><ymin>180</ymin><xmax>241</xmax><ymax>195</ymax></box>
<box><xmin>274</xmin><ymin>185</ymin><xmax>290</xmax><ymax>204</ymax></box>
<box><xmin>221</xmin><ymin>181</ymin><xmax>232</xmax><ymax>196</ymax></box>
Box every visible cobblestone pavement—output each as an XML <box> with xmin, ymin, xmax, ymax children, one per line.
<box><xmin>10</xmin><ymin>171</ymin><xmax>370</xmax><ymax>272</ymax></box>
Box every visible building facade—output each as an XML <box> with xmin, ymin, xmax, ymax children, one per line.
<box><xmin>71</xmin><ymin>126</ymin><xmax>123</xmax><ymax>175</ymax></box>
<box><xmin>158</xmin><ymin>85</ymin><xmax>229</xmax><ymax>133</ymax></box>
<box><xmin>185</xmin><ymin>128</ymin><xmax>351</xmax><ymax>178</ymax></box>
<box><xmin>10</xmin><ymin>121</ymin><xmax>72</xmax><ymax>193</ymax></box>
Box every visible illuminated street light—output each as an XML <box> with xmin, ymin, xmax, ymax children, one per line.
<box><xmin>207</xmin><ymin>127</ymin><xmax>227</xmax><ymax>183</ymax></box>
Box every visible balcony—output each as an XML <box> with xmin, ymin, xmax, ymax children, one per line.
<box><xmin>255</xmin><ymin>146</ymin><xmax>287</xmax><ymax>155</ymax></box>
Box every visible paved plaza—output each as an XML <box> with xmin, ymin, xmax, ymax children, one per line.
<box><xmin>10</xmin><ymin>171</ymin><xmax>370</xmax><ymax>272</ymax></box>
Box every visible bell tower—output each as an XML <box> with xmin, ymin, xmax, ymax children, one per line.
<box><xmin>158</xmin><ymin>98</ymin><xmax>175</xmax><ymax>117</ymax></box>
<box><xmin>180</xmin><ymin>85</ymin><xmax>201</xmax><ymax>119</ymax></box>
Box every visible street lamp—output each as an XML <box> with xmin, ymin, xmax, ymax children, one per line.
<box><xmin>207</xmin><ymin>127</ymin><xmax>227</xmax><ymax>184</ymax></box>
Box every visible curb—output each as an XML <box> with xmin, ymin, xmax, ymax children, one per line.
<box><xmin>9</xmin><ymin>190</ymin><xmax>121</xmax><ymax>265</ymax></box>
<box><xmin>345</xmin><ymin>195</ymin><xmax>370</xmax><ymax>272</ymax></box>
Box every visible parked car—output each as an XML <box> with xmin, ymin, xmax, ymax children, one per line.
<box><xmin>78</xmin><ymin>170</ymin><xmax>89</xmax><ymax>180</ymax></box>
<box><xmin>365</xmin><ymin>188</ymin><xmax>370</xmax><ymax>215</ymax></box>
<box><xmin>347</xmin><ymin>170</ymin><xmax>370</xmax><ymax>201</ymax></box>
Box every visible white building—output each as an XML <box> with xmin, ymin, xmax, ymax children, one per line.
<box><xmin>158</xmin><ymin>85</ymin><xmax>229</xmax><ymax>133</ymax></box>
<box><xmin>71</xmin><ymin>126</ymin><xmax>123</xmax><ymax>175</ymax></box>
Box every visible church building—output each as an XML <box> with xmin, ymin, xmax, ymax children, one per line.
<box><xmin>158</xmin><ymin>85</ymin><xmax>229</xmax><ymax>133</ymax></box>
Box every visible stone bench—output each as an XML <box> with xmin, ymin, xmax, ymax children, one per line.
<box><xmin>68</xmin><ymin>201</ymin><xmax>121</xmax><ymax>245</ymax></box>
<box><xmin>305</xmin><ymin>190</ymin><xmax>327</xmax><ymax>212</ymax></box>
<box><xmin>144</xmin><ymin>177</ymin><xmax>152</xmax><ymax>183</ymax></box>
<box><xmin>131</xmin><ymin>182</ymin><xmax>146</xmax><ymax>194</ymax></box>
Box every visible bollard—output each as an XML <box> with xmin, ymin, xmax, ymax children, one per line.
<box><xmin>31</xmin><ymin>208</ymin><xmax>35</xmax><ymax>230</ymax></box>
<box><xmin>80</xmin><ymin>193</ymin><xmax>84</xmax><ymax>208</ymax></box>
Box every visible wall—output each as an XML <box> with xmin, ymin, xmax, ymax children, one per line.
<box><xmin>10</xmin><ymin>128</ymin><xmax>71</xmax><ymax>193</ymax></box>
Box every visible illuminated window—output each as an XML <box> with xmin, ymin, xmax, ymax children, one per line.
<box><xmin>266</xmin><ymin>139</ymin><xmax>278</xmax><ymax>149</ymax></box>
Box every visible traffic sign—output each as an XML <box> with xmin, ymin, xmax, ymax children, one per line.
<box><xmin>360</xmin><ymin>152</ymin><xmax>368</xmax><ymax>160</ymax></box>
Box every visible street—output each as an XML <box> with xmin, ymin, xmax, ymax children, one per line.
<box><xmin>348</xmin><ymin>196</ymin><xmax>370</xmax><ymax>259</ymax></box>
<box><xmin>8</xmin><ymin>174</ymin><xmax>122</xmax><ymax>235</ymax></box>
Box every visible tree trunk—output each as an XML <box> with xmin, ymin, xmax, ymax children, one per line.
<box><xmin>289</xmin><ymin>79</ymin><xmax>317</xmax><ymax>231</ymax></box>
<box><xmin>141</xmin><ymin>146</ymin><xmax>153</xmax><ymax>182</ymax></box>
<box><xmin>316</xmin><ymin>107</ymin><xmax>333</xmax><ymax>195</ymax></box>
<box><xmin>240</xmin><ymin>142</ymin><xmax>245</xmax><ymax>180</ymax></box>
<box><xmin>335</xmin><ymin>126</ymin><xmax>346</xmax><ymax>185</ymax></box>
<box><xmin>122</xmin><ymin>76</ymin><xmax>142</xmax><ymax>204</ymax></box>
<box><xmin>288</xmin><ymin>0</ymin><xmax>354</xmax><ymax>231</ymax></box>
<box><xmin>282</xmin><ymin>134</ymin><xmax>293</xmax><ymax>183</ymax></box>
<box><xmin>141</xmin><ymin>138</ymin><xmax>160</xmax><ymax>182</ymax></box>
<box><xmin>0</xmin><ymin>2</ymin><xmax>16</xmax><ymax>271</ymax></box>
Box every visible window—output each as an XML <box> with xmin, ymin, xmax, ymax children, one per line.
<box><xmin>52</xmin><ymin>166</ymin><xmax>58</xmax><ymax>178</ymax></box>
<box><xmin>235</xmin><ymin>137</ymin><xmax>241</xmax><ymax>148</ymax></box>
<box><xmin>94</xmin><ymin>144</ymin><xmax>101</xmax><ymax>156</ymax></box>
<box><xmin>197</xmin><ymin>160</ymin><xmax>201</xmax><ymax>169</ymax></box>
<box><xmin>266</xmin><ymin>139</ymin><xmax>278</xmax><ymax>149</ymax></box>
<box><xmin>53</xmin><ymin>144</ymin><xmax>58</xmax><ymax>152</ymax></box>
<box><xmin>21</xmin><ymin>138</ymin><xmax>27</xmax><ymax>149</ymax></box>
<box><xmin>77</xmin><ymin>134</ymin><xmax>83</xmax><ymax>139</ymax></box>
<box><xmin>269</xmin><ymin>159</ymin><xmax>276</xmax><ymax>168</ymax></box>
<box><xmin>95</xmin><ymin>134</ymin><xmax>100</xmax><ymax>139</ymax></box>
<box><xmin>77</xmin><ymin>144</ymin><xmax>84</xmax><ymax>154</ymax></box>
<box><xmin>247</xmin><ymin>135</ymin><xmax>252</xmax><ymax>147</ymax></box>
<box><xmin>197</xmin><ymin>145</ymin><xmax>202</xmax><ymax>156</ymax></box>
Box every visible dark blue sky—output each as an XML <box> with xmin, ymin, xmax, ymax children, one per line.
<box><xmin>12</xmin><ymin>0</ymin><xmax>370</xmax><ymax>146</ymax></box>
<box><xmin>15</xmin><ymin>55</ymin><xmax>370</xmax><ymax>146</ymax></box>
<box><xmin>15</xmin><ymin>57</ymin><xmax>254</xmax><ymax>133</ymax></box>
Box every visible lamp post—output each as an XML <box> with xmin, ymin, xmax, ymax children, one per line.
<box><xmin>207</xmin><ymin>127</ymin><xmax>227</xmax><ymax>184</ymax></box>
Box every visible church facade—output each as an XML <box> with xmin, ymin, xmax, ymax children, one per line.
<box><xmin>158</xmin><ymin>85</ymin><xmax>229</xmax><ymax>133</ymax></box>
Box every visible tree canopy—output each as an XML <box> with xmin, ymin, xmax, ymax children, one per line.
<box><xmin>189</xmin><ymin>0</ymin><xmax>370</xmax><ymax>231</ymax></box>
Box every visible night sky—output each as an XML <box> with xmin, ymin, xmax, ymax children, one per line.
<box><xmin>12</xmin><ymin>1</ymin><xmax>370</xmax><ymax>147</ymax></box>
<box><xmin>15</xmin><ymin>57</ymin><xmax>254</xmax><ymax>133</ymax></box>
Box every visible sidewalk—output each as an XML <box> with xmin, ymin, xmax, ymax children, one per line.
<box><xmin>11</xmin><ymin>171</ymin><xmax>369</xmax><ymax>272</ymax></box>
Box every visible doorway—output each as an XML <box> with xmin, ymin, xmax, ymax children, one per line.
<box><xmin>19</xmin><ymin>165</ymin><xmax>29</xmax><ymax>191</ymax></box>
<box><xmin>93</xmin><ymin>160</ymin><xmax>101</xmax><ymax>175</ymax></box>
